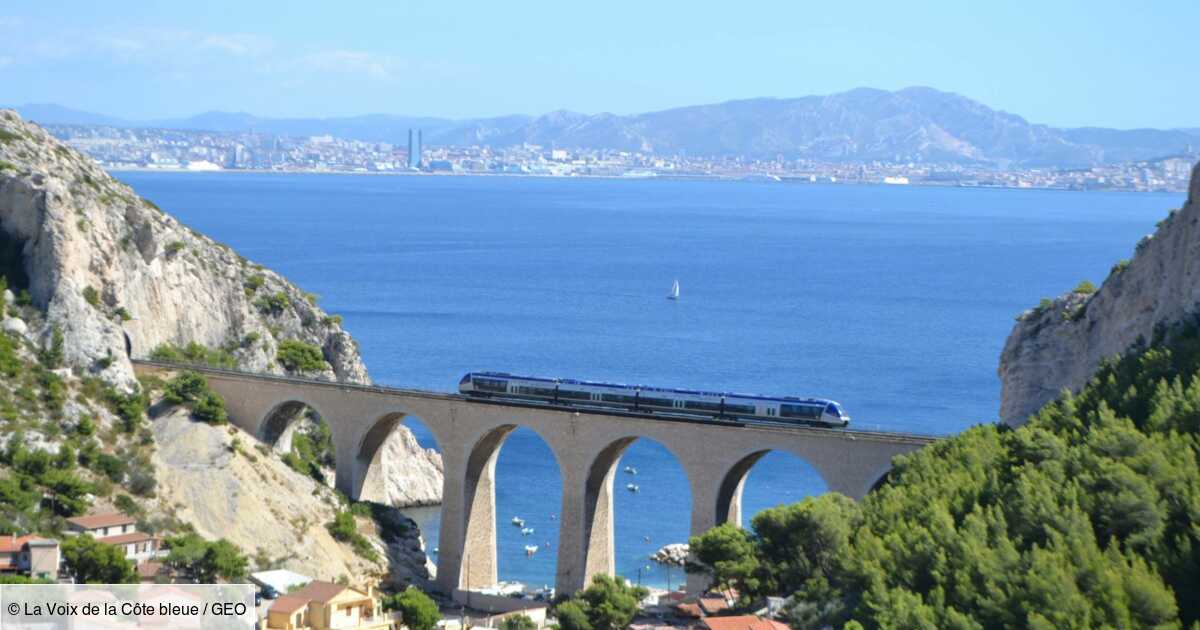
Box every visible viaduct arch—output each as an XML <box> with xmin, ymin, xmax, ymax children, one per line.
<box><xmin>133</xmin><ymin>361</ymin><xmax>935</xmax><ymax>601</ymax></box>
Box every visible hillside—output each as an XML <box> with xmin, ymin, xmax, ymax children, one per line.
<box><xmin>689</xmin><ymin>182</ymin><xmax>1200</xmax><ymax>626</ymax></box>
<box><xmin>0</xmin><ymin>109</ymin><xmax>441</xmax><ymax>585</ymax></box>
<box><xmin>20</xmin><ymin>88</ymin><xmax>1200</xmax><ymax>166</ymax></box>
<box><xmin>999</xmin><ymin>161</ymin><xmax>1200</xmax><ymax>425</ymax></box>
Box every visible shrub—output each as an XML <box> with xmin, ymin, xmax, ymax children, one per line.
<box><xmin>163</xmin><ymin>371</ymin><xmax>228</xmax><ymax>424</ymax></box>
<box><xmin>164</xmin><ymin>241</ymin><xmax>185</xmax><ymax>256</ymax></box>
<box><xmin>114</xmin><ymin>307</ymin><xmax>132</xmax><ymax>322</ymax></box>
<box><xmin>39</xmin><ymin>326</ymin><xmax>64</xmax><ymax>369</ymax></box>
<box><xmin>499</xmin><ymin>615</ymin><xmax>537</xmax><ymax>630</ymax></box>
<box><xmin>82</xmin><ymin>285</ymin><xmax>102</xmax><ymax>308</ymax></box>
<box><xmin>326</xmin><ymin>510</ymin><xmax>378</xmax><ymax>562</ymax></box>
<box><xmin>94</xmin><ymin>453</ymin><xmax>127</xmax><ymax>482</ymax></box>
<box><xmin>383</xmin><ymin>587</ymin><xmax>440</xmax><ymax>630</ymax></box>
<box><xmin>254</xmin><ymin>292</ymin><xmax>289</xmax><ymax>316</ymax></box>
<box><xmin>276</xmin><ymin>340</ymin><xmax>327</xmax><ymax>373</ymax></box>
<box><xmin>321</xmin><ymin>314</ymin><xmax>343</xmax><ymax>326</ymax></box>
<box><xmin>243</xmin><ymin>274</ymin><xmax>265</xmax><ymax>294</ymax></box>
<box><xmin>1072</xmin><ymin>279</ymin><xmax>1097</xmax><ymax>294</ymax></box>
<box><xmin>240</xmin><ymin>332</ymin><xmax>260</xmax><ymax>349</ymax></box>
<box><xmin>150</xmin><ymin>342</ymin><xmax>236</xmax><ymax>369</ymax></box>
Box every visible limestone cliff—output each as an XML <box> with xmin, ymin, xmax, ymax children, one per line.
<box><xmin>0</xmin><ymin>109</ymin><xmax>365</xmax><ymax>386</ymax></box>
<box><xmin>998</xmin><ymin>161</ymin><xmax>1200</xmax><ymax>425</ymax></box>
<box><xmin>0</xmin><ymin>109</ymin><xmax>443</xmax><ymax>586</ymax></box>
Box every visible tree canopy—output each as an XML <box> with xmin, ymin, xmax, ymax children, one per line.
<box><xmin>385</xmin><ymin>587</ymin><xmax>440</xmax><ymax>630</ymax></box>
<box><xmin>690</xmin><ymin>321</ymin><xmax>1200</xmax><ymax>628</ymax></box>
<box><xmin>61</xmin><ymin>534</ymin><xmax>137</xmax><ymax>584</ymax></box>
<box><xmin>554</xmin><ymin>574</ymin><xmax>648</xmax><ymax>630</ymax></box>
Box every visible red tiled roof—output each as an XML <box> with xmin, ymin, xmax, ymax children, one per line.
<box><xmin>699</xmin><ymin>597</ymin><xmax>731</xmax><ymax>615</ymax></box>
<box><xmin>0</xmin><ymin>535</ymin><xmax>42</xmax><ymax>553</ymax></box>
<box><xmin>675</xmin><ymin>602</ymin><xmax>703</xmax><ymax>618</ymax></box>
<box><xmin>67</xmin><ymin>513</ymin><xmax>136</xmax><ymax>530</ymax></box>
<box><xmin>96</xmin><ymin>532</ymin><xmax>156</xmax><ymax>546</ymax></box>
<box><xmin>269</xmin><ymin>595</ymin><xmax>310</xmax><ymax>615</ymax></box>
<box><xmin>702</xmin><ymin>615</ymin><xmax>790</xmax><ymax>630</ymax></box>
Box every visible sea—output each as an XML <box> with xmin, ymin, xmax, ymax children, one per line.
<box><xmin>116</xmin><ymin>171</ymin><xmax>1182</xmax><ymax>590</ymax></box>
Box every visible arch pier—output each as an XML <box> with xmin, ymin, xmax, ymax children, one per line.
<box><xmin>132</xmin><ymin>361</ymin><xmax>934</xmax><ymax>601</ymax></box>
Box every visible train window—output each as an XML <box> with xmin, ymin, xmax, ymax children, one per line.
<box><xmin>725</xmin><ymin>404</ymin><xmax>756</xmax><ymax>415</ymax></box>
<box><xmin>516</xmin><ymin>386</ymin><xmax>557</xmax><ymax>397</ymax></box>
<box><xmin>780</xmin><ymin>404</ymin><xmax>823</xmax><ymax>419</ymax></box>
<box><xmin>684</xmin><ymin>400</ymin><xmax>723</xmax><ymax>412</ymax></box>
<box><xmin>640</xmin><ymin>397</ymin><xmax>672</xmax><ymax>407</ymax></box>
<box><xmin>825</xmin><ymin>403</ymin><xmax>842</xmax><ymax>417</ymax></box>
<box><xmin>474</xmin><ymin>378</ymin><xmax>508</xmax><ymax>393</ymax></box>
<box><xmin>601</xmin><ymin>394</ymin><xmax>638</xmax><ymax>404</ymax></box>
<box><xmin>559</xmin><ymin>390</ymin><xmax>592</xmax><ymax>400</ymax></box>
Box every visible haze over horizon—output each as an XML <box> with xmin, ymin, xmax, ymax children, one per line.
<box><xmin>1</xmin><ymin>1</ymin><xmax>1197</xmax><ymax>130</ymax></box>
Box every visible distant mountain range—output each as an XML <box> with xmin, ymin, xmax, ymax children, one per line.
<box><xmin>12</xmin><ymin>87</ymin><xmax>1200</xmax><ymax>167</ymax></box>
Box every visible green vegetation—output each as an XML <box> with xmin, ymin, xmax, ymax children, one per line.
<box><xmin>383</xmin><ymin>587</ymin><xmax>440</xmax><ymax>630</ymax></box>
<box><xmin>240</xmin><ymin>332</ymin><xmax>260</xmax><ymax>349</ymax></box>
<box><xmin>0</xmin><ymin>129</ymin><xmax>21</xmax><ymax>143</ymax></box>
<box><xmin>254</xmin><ymin>291</ymin><xmax>289</xmax><ymax>316</ymax></box>
<box><xmin>150</xmin><ymin>341</ymin><xmax>236</xmax><ymax>369</ymax></box>
<box><xmin>553</xmin><ymin>575</ymin><xmax>648</xmax><ymax>630</ymax></box>
<box><xmin>690</xmin><ymin>321</ymin><xmax>1200</xmax><ymax>628</ymax></box>
<box><xmin>164</xmin><ymin>241</ymin><xmax>185</xmax><ymax>256</ymax></box>
<box><xmin>499</xmin><ymin>615</ymin><xmax>537</xmax><ymax>630</ymax></box>
<box><xmin>322</xmin><ymin>314</ymin><xmax>343</xmax><ymax>326</ymax></box>
<box><xmin>276</xmin><ymin>339</ymin><xmax>327</xmax><ymax>373</ymax></box>
<box><xmin>1072</xmin><ymin>279</ymin><xmax>1097</xmax><ymax>294</ymax></box>
<box><xmin>1111</xmin><ymin>258</ymin><xmax>1132</xmax><ymax>275</ymax></box>
<box><xmin>326</xmin><ymin>510</ymin><xmax>378</xmax><ymax>562</ymax></box>
<box><xmin>114</xmin><ymin>307</ymin><xmax>132</xmax><ymax>322</ymax></box>
<box><xmin>81</xmin><ymin>285</ymin><xmax>101</xmax><ymax>308</ymax></box>
<box><xmin>0</xmin><ymin>159</ymin><xmax>19</xmax><ymax>173</ymax></box>
<box><xmin>243</xmin><ymin>273</ymin><xmax>265</xmax><ymax>296</ymax></box>
<box><xmin>62</xmin><ymin>534</ymin><xmax>137</xmax><ymax>583</ymax></box>
<box><xmin>38</xmin><ymin>326</ymin><xmax>63</xmax><ymax>369</ymax></box>
<box><xmin>282</xmin><ymin>412</ymin><xmax>335</xmax><ymax>483</ymax></box>
<box><xmin>163</xmin><ymin>371</ymin><xmax>228</xmax><ymax>424</ymax></box>
<box><xmin>163</xmin><ymin>533</ymin><xmax>249</xmax><ymax>582</ymax></box>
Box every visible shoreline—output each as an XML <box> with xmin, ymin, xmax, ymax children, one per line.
<box><xmin>103</xmin><ymin>166</ymin><xmax>1186</xmax><ymax>195</ymax></box>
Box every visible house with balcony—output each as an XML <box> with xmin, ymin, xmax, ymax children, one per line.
<box><xmin>65</xmin><ymin>512</ymin><xmax>163</xmax><ymax>565</ymax></box>
<box><xmin>0</xmin><ymin>534</ymin><xmax>61</xmax><ymax>580</ymax></box>
<box><xmin>264</xmin><ymin>581</ymin><xmax>394</xmax><ymax>630</ymax></box>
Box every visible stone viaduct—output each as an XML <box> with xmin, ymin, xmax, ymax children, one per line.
<box><xmin>133</xmin><ymin>361</ymin><xmax>937</xmax><ymax>601</ymax></box>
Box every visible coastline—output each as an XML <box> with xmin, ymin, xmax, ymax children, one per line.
<box><xmin>102</xmin><ymin>166</ymin><xmax>1185</xmax><ymax>194</ymax></box>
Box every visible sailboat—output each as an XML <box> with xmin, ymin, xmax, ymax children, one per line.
<box><xmin>667</xmin><ymin>279</ymin><xmax>680</xmax><ymax>300</ymax></box>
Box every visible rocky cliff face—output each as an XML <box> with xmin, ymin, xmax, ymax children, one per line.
<box><xmin>0</xmin><ymin>109</ymin><xmax>366</xmax><ymax>386</ymax></box>
<box><xmin>0</xmin><ymin>110</ymin><xmax>439</xmax><ymax>528</ymax></box>
<box><xmin>998</xmin><ymin>161</ymin><xmax>1200</xmax><ymax>425</ymax></box>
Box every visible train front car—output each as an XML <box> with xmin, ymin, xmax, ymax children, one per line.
<box><xmin>821</xmin><ymin>401</ymin><xmax>850</xmax><ymax>427</ymax></box>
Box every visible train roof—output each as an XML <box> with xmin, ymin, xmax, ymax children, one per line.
<box><xmin>466</xmin><ymin>372</ymin><xmax>839</xmax><ymax>405</ymax></box>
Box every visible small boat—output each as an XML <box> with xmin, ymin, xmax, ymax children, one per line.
<box><xmin>521</xmin><ymin>527</ymin><xmax>535</xmax><ymax>536</ymax></box>
<box><xmin>512</xmin><ymin>517</ymin><xmax>525</xmax><ymax>527</ymax></box>
<box><xmin>667</xmin><ymin>279</ymin><xmax>680</xmax><ymax>300</ymax></box>
<box><xmin>525</xmin><ymin>545</ymin><xmax>539</xmax><ymax>555</ymax></box>
<box><xmin>626</xmin><ymin>483</ymin><xmax>640</xmax><ymax>492</ymax></box>
<box><xmin>623</xmin><ymin>466</ymin><xmax>638</xmax><ymax>475</ymax></box>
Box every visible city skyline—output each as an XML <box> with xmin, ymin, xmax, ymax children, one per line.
<box><xmin>0</xmin><ymin>1</ymin><xmax>1198</xmax><ymax>129</ymax></box>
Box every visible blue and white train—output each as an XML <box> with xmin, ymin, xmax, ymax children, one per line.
<box><xmin>458</xmin><ymin>372</ymin><xmax>850</xmax><ymax>428</ymax></box>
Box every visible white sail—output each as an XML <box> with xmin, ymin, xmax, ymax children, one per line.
<box><xmin>667</xmin><ymin>279</ymin><xmax>680</xmax><ymax>300</ymax></box>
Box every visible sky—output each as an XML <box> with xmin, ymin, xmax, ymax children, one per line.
<box><xmin>0</xmin><ymin>1</ymin><xmax>1197</xmax><ymax>129</ymax></box>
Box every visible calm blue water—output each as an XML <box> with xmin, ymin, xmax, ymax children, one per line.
<box><xmin>116</xmin><ymin>172</ymin><xmax>1180</xmax><ymax>589</ymax></box>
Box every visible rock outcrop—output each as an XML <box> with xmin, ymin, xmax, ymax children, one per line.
<box><xmin>0</xmin><ymin>110</ymin><xmax>443</xmax><ymax>582</ymax></box>
<box><xmin>151</xmin><ymin>408</ymin><xmax>432</xmax><ymax>586</ymax></box>
<box><xmin>0</xmin><ymin>109</ymin><xmax>365</xmax><ymax>386</ymax></box>
<box><xmin>650</xmin><ymin>543</ymin><xmax>689</xmax><ymax>567</ymax></box>
<box><xmin>998</xmin><ymin>161</ymin><xmax>1200</xmax><ymax>426</ymax></box>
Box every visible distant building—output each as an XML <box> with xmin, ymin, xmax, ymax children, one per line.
<box><xmin>0</xmin><ymin>534</ymin><xmax>61</xmax><ymax>580</ymax></box>
<box><xmin>408</xmin><ymin>129</ymin><xmax>423</xmax><ymax>169</ymax></box>
<box><xmin>702</xmin><ymin>615</ymin><xmax>790</xmax><ymax>630</ymax></box>
<box><xmin>65</xmin><ymin>512</ymin><xmax>163</xmax><ymax>565</ymax></box>
<box><xmin>264</xmin><ymin>580</ymin><xmax>391</xmax><ymax>630</ymax></box>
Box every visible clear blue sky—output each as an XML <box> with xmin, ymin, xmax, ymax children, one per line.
<box><xmin>1</xmin><ymin>0</ymin><xmax>1196</xmax><ymax>128</ymax></box>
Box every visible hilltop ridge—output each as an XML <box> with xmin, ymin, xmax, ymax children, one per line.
<box><xmin>17</xmin><ymin>87</ymin><xmax>1200</xmax><ymax>167</ymax></box>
